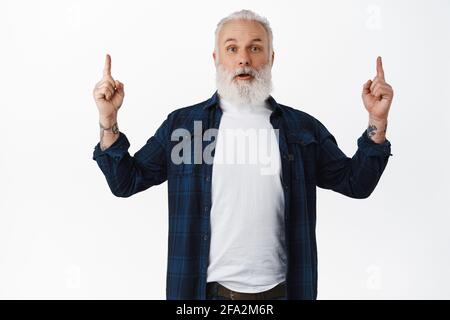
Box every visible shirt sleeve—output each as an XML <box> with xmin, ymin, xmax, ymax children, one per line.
<box><xmin>92</xmin><ymin>118</ymin><xmax>169</xmax><ymax>197</ymax></box>
<box><xmin>316</xmin><ymin>120</ymin><xmax>392</xmax><ymax>199</ymax></box>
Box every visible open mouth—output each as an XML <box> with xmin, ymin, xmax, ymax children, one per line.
<box><xmin>236</xmin><ymin>73</ymin><xmax>253</xmax><ymax>80</ymax></box>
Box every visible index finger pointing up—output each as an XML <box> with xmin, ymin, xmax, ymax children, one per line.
<box><xmin>103</xmin><ymin>54</ymin><xmax>111</xmax><ymax>77</ymax></box>
<box><xmin>376</xmin><ymin>56</ymin><xmax>385</xmax><ymax>80</ymax></box>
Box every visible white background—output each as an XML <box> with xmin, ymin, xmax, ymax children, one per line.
<box><xmin>1</xmin><ymin>0</ymin><xmax>449</xmax><ymax>299</ymax></box>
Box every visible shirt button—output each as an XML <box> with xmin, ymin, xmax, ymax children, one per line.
<box><xmin>204</xmin><ymin>206</ymin><xmax>208</xmax><ymax>212</ymax></box>
<box><xmin>202</xmin><ymin>235</ymin><xmax>208</xmax><ymax>241</ymax></box>
<box><xmin>206</xmin><ymin>176</ymin><xmax>210</xmax><ymax>182</ymax></box>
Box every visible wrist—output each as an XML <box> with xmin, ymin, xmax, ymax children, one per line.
<box><xmin>99</xmin><ymin>119</ymin><xmax>119</xmax><ymax>134</ymax></box>
<box><xmin>368</xmin><ymin>114</ymin><xmax>388</xmax><ymax>123</ymax></box>
<box><xmin>367</xmin><ymin>117</ymin><xmax>388</xmax><ymax>144</ymax></box>
<box><xmin>99</xmin><ymin>114</ymin><xmax>117</xmax><ymax>127</ymax></box>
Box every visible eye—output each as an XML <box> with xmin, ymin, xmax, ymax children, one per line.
<box><xmin>226</xmin><ymin>46</ymin><xmax>237</xmax><ymax>53</ymax></box>
<box><xmin>251</xmin><ymin>46</ymin><xmax>261</xmax><ymax>52</ymax></box>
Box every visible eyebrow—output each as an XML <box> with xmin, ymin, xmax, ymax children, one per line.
<box><xmin>224</xmin><ymin>38</ymin><xmax>263</xmax><ymax>44</ymax></box>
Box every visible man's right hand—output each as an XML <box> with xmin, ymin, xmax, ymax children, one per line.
<box><xmin>93</xmin><ymin>54</ymin><xmax>125</xmax><ymax>121</ymax></box>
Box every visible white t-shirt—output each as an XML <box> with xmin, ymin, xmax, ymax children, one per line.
<box><xmin>206</xmin><ymin>97</ymin><xmax>287</xmax><ymax>293</ymax></box>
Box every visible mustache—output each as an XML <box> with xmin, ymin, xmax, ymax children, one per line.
<box><xmin>233</xmin><ymin>66</ymin><xmax>256</xmax><ymax>77</ymax></box>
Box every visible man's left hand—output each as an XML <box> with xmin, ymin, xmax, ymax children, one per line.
<box><xmin>362</xmin><ymin>56</ymin><xmax>394</xmax><ymax>143</ymax></box>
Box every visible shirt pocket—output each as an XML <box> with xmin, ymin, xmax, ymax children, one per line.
<box><xmin>286</xmin><ymin>131</ymin><xmax>318</xmax><ymax>181</ymax></box>
<box><xmin>168</xmin><ymin>130</ymin><xmax>204</xmax><ymax>177</ymax></box>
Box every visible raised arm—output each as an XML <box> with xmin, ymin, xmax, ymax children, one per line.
<box><xmin>92</xmin><ymin>54</ymin><xmax>168</xmax><ymax>197</ymax></box>
<box><xmin>316</xmin><ymin>56</ymin><xmax>393</xmax><ymax>198</ymax></box>
<box><xmin>92</xmin><ymin>54</ymin><xmax>125</xmax><ymax>150</ymax></box>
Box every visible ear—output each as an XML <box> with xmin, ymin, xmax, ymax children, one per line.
<box><xmin>213</xmin><ymin>51</ymin><xmax>216</xmax><ymax>63</ymax></box>
<box><xmin>271</xmin><ymin>51</ymin><xmax>275</xmax><ymax>67</ymax></box>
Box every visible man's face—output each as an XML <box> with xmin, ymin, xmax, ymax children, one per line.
<box><xmin>214</xmin><ymin>19</ymin><xmax>273</xmax><ymax>76</ymax></box>
<box><xmin>214</xmin><ymin>19</ymin><xmax>275</xmax><ymax>106</ymax></box>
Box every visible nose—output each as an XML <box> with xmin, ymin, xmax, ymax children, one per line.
<box><xmin>238</xmin><ymin>51</ymin><xmax>251</xmax><ymax>67</ymax></box>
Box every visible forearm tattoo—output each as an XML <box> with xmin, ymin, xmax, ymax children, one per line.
<box><xmin>366</xmin><ymin>122</ymin><xmax>387</xmax><ymax>139</ymax></box>
<box><xmin>367</xmin><ymin>124</ymin><xmax>377</xmax><ymax>138</ymax></box>
<box><xmin>99</xmin><ymin>121</ymin><xmax>119</xmax><ymax>151</ymax></box>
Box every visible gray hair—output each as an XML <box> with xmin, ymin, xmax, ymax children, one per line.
<box><xmin>214</xmin><ymin>9</ymin><xmax>274</xmax><ymax>63</ymax></box>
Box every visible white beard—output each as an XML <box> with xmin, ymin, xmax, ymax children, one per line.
<box><xmin>215</xmin><ymin>61</ymin><xmax>273</xmax><ymax>107</ymax></box>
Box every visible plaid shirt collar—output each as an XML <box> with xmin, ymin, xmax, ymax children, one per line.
<box><xmin>202</xmin><ymin>90</ymin><xmax>283</xmax><ymax>117</ymax></box>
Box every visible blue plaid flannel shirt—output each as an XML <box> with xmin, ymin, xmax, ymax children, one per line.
<box><xmin>92</xmin><ymin>90</ymin><xmax>392</xmax><ymax>299</ymax></box>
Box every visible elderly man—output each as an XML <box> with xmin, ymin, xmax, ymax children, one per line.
<box><xmin>92</xmin><ymin>9</ymin><xmax>393</xmax><ymax>300</ymax></box>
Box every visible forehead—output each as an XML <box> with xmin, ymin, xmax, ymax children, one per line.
<box><xmin>218</xmin><ymin>19</ymin><xmax>268</xmax><ymax>44</ymax></box>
